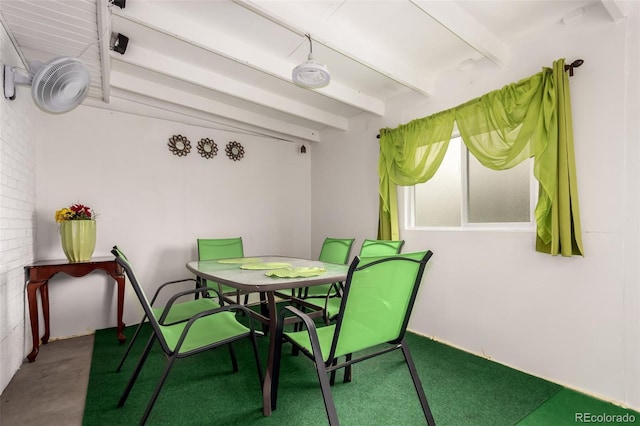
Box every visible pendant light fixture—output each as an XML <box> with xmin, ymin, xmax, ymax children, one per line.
<box><xmin>292</xmin><ymin>34</ymin><xmax>330</xmax><ymax>89</ymax></box>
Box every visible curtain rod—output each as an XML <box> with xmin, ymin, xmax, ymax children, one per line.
<box><xmin>376</xmin><ymin>59</ymin><xmax>584</xmax><ymax>139</ymax></box>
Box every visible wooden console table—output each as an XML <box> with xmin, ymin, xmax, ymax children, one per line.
<box><xmin>24</xmin><ymin>256</ymin><xmax>126</xmax><ymax>362</ymax></box>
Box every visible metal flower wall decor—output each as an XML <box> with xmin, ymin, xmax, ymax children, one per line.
<box><xmin>225</xmin><ymin>141</ymin><xmax>245</xmax><ymax>161</ymax></box>
<box><xmin>197</xmin><ymin>138</ymin><xmax>218</xmax><ymax>159</ymax></box>
<box><xmin>168</xmin><ymin>135</ymin><xmax>191</xmax><ymax>157</ymax></box>
<box><xmin>168</xmin><ymin>135</ymin><xmax>244</xmax><ymax>162</ymax></box>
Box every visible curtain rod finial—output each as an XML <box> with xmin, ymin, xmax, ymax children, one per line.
<box><xmin>565</xmin><ymin>59</ymin><xmax>584</xmax><ymax>76</ymax></box>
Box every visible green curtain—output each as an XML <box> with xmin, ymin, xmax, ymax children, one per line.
<box><xmin>378</xmin><ymin>58</ymin><xmax>584</xmax><ymax>256</ymax></box>
<box><xmin>378</xmin><ymin>110</ymin><xmax>455</xmax><ymax>239</ymax></box>
<box><xmin>534</xmin><ymin>61</ymin><xmax>584</xmax><ymax>255</ymax></box>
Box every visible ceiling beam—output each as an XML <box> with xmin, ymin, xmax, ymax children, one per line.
<box><xmin>114</xmin><ymin>46</ymin><xmax>349</xmax><ymax>130</ymax></box>
<box><xmin>96</xmin><ymin>0</ymin><xmax>110</xmax><ymax>103</ymax></box>
<box><xmin>600</xmin><ymin>0</ymin><xmax>626</xmax><ymax>23</ymax></box>
<box><xmin>112</xmin><ymin>3</ymin><xmax>385</xmax><ymax>116</ymax></box>
<box><xmin>410</xmin><ymin>0</ymin><xmax>509</xmax><ymax>68</ymax></box>
<box><xmin>84</xmin><ymin>91</ymin><xmax>315</xmax><ymax>144</ymax></box>
<box><xmin>110</xmin><ymin>70</ymin><xmax>322</xmax><ymax>143</ymax></box>
<box><xmin>235</xmin><ymin>0</ymin><xmax>436</xmax><ymax>97</ymax></box>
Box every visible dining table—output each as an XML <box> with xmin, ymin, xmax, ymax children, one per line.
<box><xmin>185</xmin><ymin>255</ymin><xmax>349</xmax><ymax>416</ymax></box>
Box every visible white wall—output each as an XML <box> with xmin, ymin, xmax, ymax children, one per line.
<box><xmin>313</xmin><ymin>2</ymin><xmax>640</xmax><ymax>410</ymax></box>
<box><xmin>33</xmin><ymin>106</ymin><xmax>311</xmax><ymax>339</ymax></box>
<box><xmin>0</xmin><ymin>24</ymin><xmax>38</xmax><ymax>391</ymax></box>
<box><xmin>310</xmin><ymin>111</ymin><xmax>384</xmax><ymax>256</ymax></box>
<box><xmin>622</xmin><ymin>0</ymin><xmax>640</xmax><ymax>408</ymax></box>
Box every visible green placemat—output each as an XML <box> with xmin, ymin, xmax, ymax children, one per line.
<box><xmin>265</xmin><ymin>267</ymin><xmax>327</xmax><ymax>278</ymax></box>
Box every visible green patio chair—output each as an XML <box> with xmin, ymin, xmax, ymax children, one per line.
<box><xmin>321</xmin><ymin>239</ymin><xmax>405</xmax><ymax>322</ymax></box>
<box><xmin>297</xmin><ymin>237</ymin><xmax>355</xmax><ymax>300</ymax></box>
<box><xmin>112</xmin><ymin>247</ymin><xmax>263</xmax><ymax>425</ymax></box>
<box><xmin>359</xmin><ymin>238</ymin><xmax>405</xmax><ymax>256</ymax></box>
<box><xmin>197</xmin><ymin>237</ymin><xmax>248</xmax><ymax>304</ymax></box>
<box><xmin>114</xmin><ymin>246</ymin><xmax>223</xmax><ymax>372</ymax></box>
<box><xmin>271</xmin><ymin>251</ymin><xmax>435</xmax><ymax>426</ymax></box>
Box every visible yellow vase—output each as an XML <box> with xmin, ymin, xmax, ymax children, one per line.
<box><xmin>59</xmin><ymin>220</ymin><xmax>96</xmax><ymax>262</ymax></box>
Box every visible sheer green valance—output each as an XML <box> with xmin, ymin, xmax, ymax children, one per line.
<box><xmin>378</xmin><ymin>58</ymin><xmax>584</xmax><ymax>256</ymax></box>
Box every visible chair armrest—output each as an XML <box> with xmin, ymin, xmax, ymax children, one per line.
<box><xmin>331</xmin><ymin>282</ymin><xmax>344</xmax><ymax>297</ymax></box>
<box><xmin>280</xmin><ymin>305</ymin><xmax>319</xmax><ymax>335</ymax></box>
<box><xmin>320</xmin><ymin>282</ymin><xmax>344</xmax><ymax>324</ymax></box>
<box><xmin>186</xmin><ymin>303</ymin><xmax>252</xmax><ymax>324</ymax></box>
<box><xmin>158</xmin><ymin>286</ymin><xmax>223</xmax><ymax>324</ymax></box>
<box><xmin>278</xmin><ymin>306</ymin><xmax>326</xmax><ymax>362</ymax></box>
<box><xmin>150</xmin><ymin>278</ymin><xmax>198</xmax><ymax>305</ymax></box>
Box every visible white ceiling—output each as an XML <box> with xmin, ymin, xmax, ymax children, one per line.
<box><xmin>0</xmin><ymin>0</ymin><xmax>627</xmax><ymax>143</ymax></box>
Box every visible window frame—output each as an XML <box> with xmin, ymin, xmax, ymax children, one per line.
<box><xmin>405</xmin><ymin>135</ymin><xmax>538</xmax><ymax>232</ymax></box>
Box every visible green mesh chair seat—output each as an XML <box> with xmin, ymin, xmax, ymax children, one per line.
<box><xmin>271</xmin><ymin>251</ymin><xmax>435</xmax><ymax>426</ymax></box>
<box><xmin>112</xmin><ymin>246</ymin><xmax>263</xmax><ymax>425</ymax></box>
<box><xmin>159</xmin><ymin>311</ymin><xmax>251</xmax><ymax>354</ymax></box>
<box><xmin>150</xmin><ymin>297</ymin><xmax>218</xmax><ymax>325</ymax></box>
<box><xmin>197</xmin><ymin>237</ymin><xmax>247</xmax><ymax>303</ymax></box>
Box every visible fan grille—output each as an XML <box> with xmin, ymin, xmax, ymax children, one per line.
<box><xmin>292</xmin><ymin>57</ymin><xmax>330</xmax><ymax>88</ymax></box>
<box><xmin>31</xmin><ymin>57</ymin><xmax>90</xmax><ymax>114</ymax></box>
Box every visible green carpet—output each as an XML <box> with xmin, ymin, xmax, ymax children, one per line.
<box><xmin>517</xmin><ymin>388</ymin><xmax>639</xmax><ymax>425</ymax></box>
<box><xmin>83</xmin><ymin>324</ymin><xmax>636</xmax><ymax>425</ymax></box>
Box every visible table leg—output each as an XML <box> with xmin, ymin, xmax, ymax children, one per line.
<box><xmin>26</xmin><ymin>280</ymin><xmax>47</xmax><ymax>362</ymax></box>
<box><xmin>115</xmin><ymin>274</ymin><xmax>126</xmax><ymax>343</ymax></box>
<box><xmin>41</xmin><ymin>283</ymin><xmax>50</xmax><ymax>344</ymax></box>
<box><xmin>262</xmin><ymin>291</ymin><xmax>279</xmax><ymax>416</ymax></box>
<box><xmin>259</xmin><ymin>292</ymin><xmax>269</xmax><ymax>334</ymax></box>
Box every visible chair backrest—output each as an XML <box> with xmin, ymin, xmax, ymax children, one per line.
<box><xmin>111</xmin><ymin>246</ymin><xmax>172</xmax><ymax>353</ymax></box>
<box><xmin>197</xmin><ymin>237</ymin><xmax>244</xmax><ymax>261</ymax></box>
<box><xmin>330</xmin><ymin>251</ymin><xmax>433</xmax><ymax>360</ymax></box>
<box><xmin>318</xmin><ymin>237</ymin><xmax>355</xmax><ymax>264</ymax></box>
<box><xmin>359</xmin><ymin>239</ymin><xmax>404</xmax><ymax>256</ymax></box>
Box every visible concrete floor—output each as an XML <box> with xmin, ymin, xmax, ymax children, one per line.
<box><xmin>0</xmin><ymin>334</ymin><xmax>93</xmax><ymax>426</ymax></box>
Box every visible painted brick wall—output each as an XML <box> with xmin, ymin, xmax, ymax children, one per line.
<box><xmin>0</xmin><ymin>22</ymin><xmax>36</xmax><ymax>392</ymax></box>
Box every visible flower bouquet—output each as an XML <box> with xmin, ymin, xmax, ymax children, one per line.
<box><xmin>55</xmin><ymin>203</ymin><xmax>95</xmax><ymax>222</ymax></box>
<box><xmin>55</xmin><ymin>203</ymin><xmax>96</xmax><ymax>262</ymax></box>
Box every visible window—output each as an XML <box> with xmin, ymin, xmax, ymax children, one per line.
<box><xmin>408</xmin><ymin>136</ymin><xmax>536</xmax><ymax>229</ymax></box>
